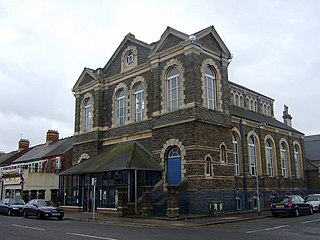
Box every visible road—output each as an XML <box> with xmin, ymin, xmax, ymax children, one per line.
<box><xmin>0</xmin><ymin>213</ymin><xmax>319</xmax><ymax>240</ymax></box>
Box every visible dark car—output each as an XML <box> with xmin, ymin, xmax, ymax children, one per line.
<box><xmin>23</xmin><ymin>199</ymin><xmax>64</xmax><ymax>220</ymax></box>
<box><xmin>0</xmin><ymin>198</ymin><xmax>26</xmax><ymax>216</ymax></box>
<box><xmin>270</xmin><ymin>195</ymin><xmax>313</xmax><ymax>217</ymax></box>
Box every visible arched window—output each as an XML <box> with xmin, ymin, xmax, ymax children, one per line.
<box><xmin>220</xmin><ymin>144</ymin><xmax>227</xmax><ymax>164</ymax></box>
<box><xmin>280</xmin><ymin>142</ymin><xmax>288</xmax><ymax>177</ymax></box>
<box><xmin>250</xmin><ymin>99</ymin><xmax>254</xmax><ymax>111</ymax></box>
<box><xmin>249</xmin><ymin>136</ymin><xmax>257</xmax><ymax>176</ymax></box>
<box><xmin>230</xmin><ymin>92</ymin><xmax>234</xmax><ymax>105</ymax></box>
<box><xmin>167</xmin><ymin>67</ymin><xmax>180</xmax><ymax>111</ymax></box>
<box><xmin>84</xmin><ymin>98</ymin><xmax>92</xmax><ymax>132</ymax></box>
<box><xmin>239</xmin><ymin>95</ymin><xmax>244</xmax><ymax>108</ymax></box>
<box><xmin>205</xmin><ymin>156</ymin><xmax>213</xmax><ymax>177</ymax></box>
<box><xmin>235</xmin><ymin>93</ymin><xmax>239</xmax><ymax>107</ymax></box>
<box><xmin>134</xmin><ymin>83</ymin><xmax>144</xmax><ymax>122</ymax></box>
<box><xmin>205</xmin><ymin>67</ymin><xmax>216</xmax><ymax>110</ymax></box>
<box><xmin>232</xmin><ymin>134</ymin><xmax>240</xmax><ymax>175</ymax></box>
<box><xmin>294</xmin><ymin>145</ymin><xmax>301</xmax><ymax>178</ymax></box>
<box><xmin>117</xmin><ymin>90</ymin><xmax>126</xmax><ymax>126</ymax></box>
<box><xmin>265</xmin><ymin>139</ymin><xmax>274</xmax><ymax>177</ymax></box>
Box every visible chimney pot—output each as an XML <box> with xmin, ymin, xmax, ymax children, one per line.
<box><xmin>46</xmin><ymin>130</ymin><xmax>59</xmax><ymax>144</ymax></box>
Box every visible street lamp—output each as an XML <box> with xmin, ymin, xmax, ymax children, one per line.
<box><xmin>253</xmin><ymin>122</ymin><xmax>266</xmax><ymax>216</ymax></box>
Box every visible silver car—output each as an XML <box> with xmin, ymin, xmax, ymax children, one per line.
<box><xmin>305</xmin><ymin>194</ymin><xmax>320</xmax><ymax>212</ymax></box>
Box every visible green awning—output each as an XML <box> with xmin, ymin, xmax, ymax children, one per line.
<box><xmin>60</xmin><ymin>141</ymin><xmax>162</xmax><ymax>176</ymax></box>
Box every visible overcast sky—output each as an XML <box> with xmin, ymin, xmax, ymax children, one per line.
<box><xmin>1</xmin><ymin>0</ymin><xmax>319</xmax><ymax>153</ymax></box>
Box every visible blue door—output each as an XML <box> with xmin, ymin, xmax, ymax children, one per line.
<box><xmin>167</xmin><ymin>156</ymin><xmax>181</xmax><ymax>185</ymax></box>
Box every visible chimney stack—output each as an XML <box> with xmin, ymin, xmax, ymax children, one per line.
<box><xmin>282</xmin><ymin>105</ymin><xmax>292</xmax><ymax>127</ymax></box>
<box><xmin>18</xmin><ymin>139</ymin><xmax>30</xmax><ymax>151</ymax></box>
<box><xmin>46</xmin><ymin>130</ymin><xmax>59</xmax><ymax>144</ymax></box>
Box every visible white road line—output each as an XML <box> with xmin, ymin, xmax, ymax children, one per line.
<box><xmin>246</xmin><ymin>225</ymin><xmax>289</xmax><ymax>234</ymax></box>
<box><xmin>66</xmin><ymin>232</ymin><xmax>118</xmax><ymax>240</ymax></box>
<box><xmin>302</xmin><ymin>219</ymin><xmax>320</xmax><ymax>224</ymax></box>
<box><xmin>13</xmin><ymin>224</ymin><xmax>45</xmax><ymax>231</ymax></box>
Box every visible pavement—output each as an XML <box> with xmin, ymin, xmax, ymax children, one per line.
<box><xmin>64</xmin><ymin>210</ymin><xmax>272</xmax><ymax>228</ymax></box>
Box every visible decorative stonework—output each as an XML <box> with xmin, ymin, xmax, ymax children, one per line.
<box><xmin>201</xmin><ymin>58</ymin><xmax>223</xmax><ymax>111</ymax></box>
<box><xmin>160</xmin><ymin>59</ymin><xmax>186</xmax><ymax>114</ymax></box>
<box><xmin>80</xmin><ymin>92</ymin><xmax>94</xmax><ymax>133</ymax></box>
<box><xmin>160</xmin><ymin>138</ymin><xmax>186</xmax><ymax>185</ymax></box>
<box><xmin>129</xmin><ymin>76</ymin><xmax>148</xmax><ymax>123</ymax></box>
<box><xmin>78</xmin><ymin>153</ymin><xmax>90</xmax><ymax>163</ymax></box>
<box><xmin>112</xmin><ymin>83</ymin><xmax>128</xmax><ymax>127</ymax></box>
<box><xmin>121</xmin><ymin>45</ymin><xmax>138</xmax><ymax>72</ymax></box>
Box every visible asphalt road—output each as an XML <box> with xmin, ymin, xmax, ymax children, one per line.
<box><xmin>0</xmin><ymin>213</ymin><xmax>319</xmax><ymax>240</ymax></box>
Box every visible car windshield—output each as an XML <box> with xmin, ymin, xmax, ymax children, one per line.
<box><xmin>8</xmin><ymin>198</ymin><xmax>25</xmax><ymax>205</ymax></box>
<box><xmin>305</xmin><ymin>195</ymin><xmax>320</xmax><ymax>201</ymax></box>
<box><xmin>273</xmin><ymin>197</ymin><xmax>290</xmax><ymax>203</ymax></box>
<box><xmin>38</xmin><ymin>200</ymin><xmax>55</xmax><ymax>207</ymax></box>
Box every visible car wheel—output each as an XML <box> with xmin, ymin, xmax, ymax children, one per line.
<box><xmin>23</xmin><ymin>210</ymin><xmax>28</xmax><ymax>218</ymax></box>
<box><xmin>294</xmin><ymin>208</ymin><xmax>300</xmax><ymax>217</ymax></box>
<box><xmin>309</xmin><ymin>206</ymin><xmax>313</xmax><ymax>215</ymax></box>
<box><xmin>36</xmin><ymin>211</ymin><xmax>42</xmax><ymax>220</ymax></box>
<box><xmin>7</xmin><ymin>209</ymin><xmax>12</xmax><ymax>216</ymax></box>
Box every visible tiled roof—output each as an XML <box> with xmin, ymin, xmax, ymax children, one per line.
<box><xmin>13</xmin><ymin>137</ymin><xmax>73</xmax><ymax>163</ymax></box>
<box><xmin>60</xmin><ymin>141</ymin><xmax>162</xmax><ymax>176</ymax></box>
<box><xmin>305</xmin><ymin>134</ymin><xmax>320</xmax><ymax>161</ymax></box>
<box><xmin>230</xmin><ymin>105</ymin><xmax>303</xmax><ymax>134</ymax></box>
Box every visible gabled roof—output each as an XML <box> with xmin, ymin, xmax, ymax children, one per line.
<box><xmin>72</xmin><ymin>67</ymin><xmax>97</xmax><ymax>92</ymax></box>
<box><xmin>305</xmin><ymin>134</ymin><xmax>320</xmax><ymax>161</ymax></box>
<box><xmin>13</xmin><ymin>137</ymin><xmax>73</xmax><ymax>163</ymax></box>
<box><xmin>305</xmin><ymin>158</ymin><xmax>319</xmax><ymax>171</ymax></box>
<box><xmin>194</xmin><ymin>25</ymin><xmax>231</xmax><ymax>57</ymax></box>
<box><xmin>0</xmin><ymin>148</ymin><xmax>31</xmax><ymax>166</ymax></box>
<box><xmin>60</xmin><ymin>141</ymin><xmax>162</xmax><ymax>176</ymax></box>
<box><xmin>230</xmin><ymin>105</ymin><xmax>303</xmax><ymax>134</ymax></box>
<box><xmin>102</xmin><ymin>33</ymin><xmax>152</xmax><ymax>72</ymax></box>
<box><xmin>150</xmin><ymin>26</ymin><xmax>189</xmax><ymax>54</ymax></box>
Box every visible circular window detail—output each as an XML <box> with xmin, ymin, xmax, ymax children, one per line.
<box><xmin>126</xmin><ymin>51</ymin><xmax>134</xmax><ymax>66</ymax></box>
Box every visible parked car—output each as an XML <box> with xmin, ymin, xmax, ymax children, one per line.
<box><xmin>270</xmin><ymin>195</ymin><xmax>313</xmax><ymax>217</ymax></box>
<box><xmin>0</xmin><ymin>198</ymin><xmax>26</xmax><ymax>216</ymax></box>
<box><xmin>23</xmin><ymin>199</ymin><xmax>64</xmax><ymax>220</ymax></box>
<box><xmin>305</xmin><ymin>194</ymin><xmax>320</xmax><ymax>212</ymax></box>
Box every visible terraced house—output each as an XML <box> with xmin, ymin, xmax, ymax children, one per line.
<box><xmin>60</xmin><ymin>26</ymin><xmax>306</xmax><ymax>217</ymax></box>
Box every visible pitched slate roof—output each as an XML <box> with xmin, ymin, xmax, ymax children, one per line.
<box><xmin>60</xmin><ymin>141</ymin><xmax>162</xmax><ymax>176</ymax></box>
<box><xmin>13</xmin><ymin>137</ymin><xmax>73</xmax><ymax>163</ymax></box>
<box><xmin>305</xmin><ymin>134</ymin><xmax>320</xmax><ymax>162</ymax></box>
<box><xmin>230</xmin><ymin>105</ymin><xmax>303</xmax><ymax>134</ymax></box>
<box><xmin>0</xmin><ymin>148</ymin><xmax>31</xmax><ymax>166</ymax></box>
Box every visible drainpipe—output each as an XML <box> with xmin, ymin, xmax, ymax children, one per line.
<box><xmin>240</xmin><ymin>118</ymin><xmax>248</xmax><ymax>210</ymax></box>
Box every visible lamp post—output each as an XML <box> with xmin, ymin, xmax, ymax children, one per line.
<box><xmin>253</xmin><ymin>122</ymin><xmax>266</xmax><ymax>216</ymax></box>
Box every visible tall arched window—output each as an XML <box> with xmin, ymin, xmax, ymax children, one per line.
<box><xmin>249</xmin><ymin>136</ymin><xmax>257</xmax><ymax>176</ymax></box>
<box><xmin>205</xmin><ymin>67</ymin><xmax>216</xmax><ymax>110</ymax></box>
<box><xmin>134</xmin><ymin>83</ymin><xmax>144</xmax><ymax>122</ymax></box>
<box><xmin>117</xmin><ymin>90</ymin><xmax>126</xmax><ymax>126</ymax></box>
<box><xmin>265</xmin><ymin>139</ymin><xmax>274</xmax><ymax>177</ymax></box>
<box><xmin>232</xmin><ymin>134</ymin><xmax>240</xmax><ymax>175</ymax></box>
<box><xmin>167</xmin><ymin>67</ymin><xmax>180</xmax><ymax>111</ymax></box>
<box><xmin>240</xmin><ymin>95</ymin><xmax>244</xmax><ymax>108</ymax></box>
<box><xmin>280</xmin><ymin>142</ymin><xmax>288</xmax><ymax>177</ymax></box>
<box><xmin>205</xmin><ymin>156</ymin><xmax>213</xmax><ymax>177</ymax></box>
<box><xmin>294</xmin><ymin>145</ymin><xmax>301</xmax><ymax>178</ymax></box>
<box><xmin>84</xmin><ymin>98</ymin><xmax>92</xmax><ymax>132</ymax></box>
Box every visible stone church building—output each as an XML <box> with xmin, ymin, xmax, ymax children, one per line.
<box><xmin>60</xmin><ymin>26</ymin><xmax>306</xmax><ymax>217</ymax></box>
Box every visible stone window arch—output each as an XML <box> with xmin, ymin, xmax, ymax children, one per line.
<box><xmin>130</xmin><ymin>76</ymin><xmax>147</xmax><ymax>122</ymax></box>
<box><xmin>112</xmin><ymin>83</ymin><xmax>128</xmax><ymax>127</ymax></box>
<box><xmin>160</xmin><ymin>59</ymin><xmax>185</xmax><ymax>114</ymax></box>
<box><xmin>80</xmin><ymin>92</ymin><xmax>94</xmax><ymax>133</ymax></box>
<box><xmin>201</xmin><ymin>59</ymin><xmax>223</xmax><ymax>111</ymax></box>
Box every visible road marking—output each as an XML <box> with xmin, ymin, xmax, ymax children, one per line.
<box><xmin>246</xmin><ymin>225</ymin><xmax>289</xmax><ymax>234</ymax></box>
<box><xmin>66</xmin><ymin>232</ymin><xmax>118</xmax><ymax>240</ymax></box>
<box><xmin>13</xmin><ymin>224</ymin><xmax>45</xmax><ymax>231</ymax></box>
<box><xmin>302</xmin><ymin>219</ymin><xmax>320</xmax><ymax>224</ymax></box>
